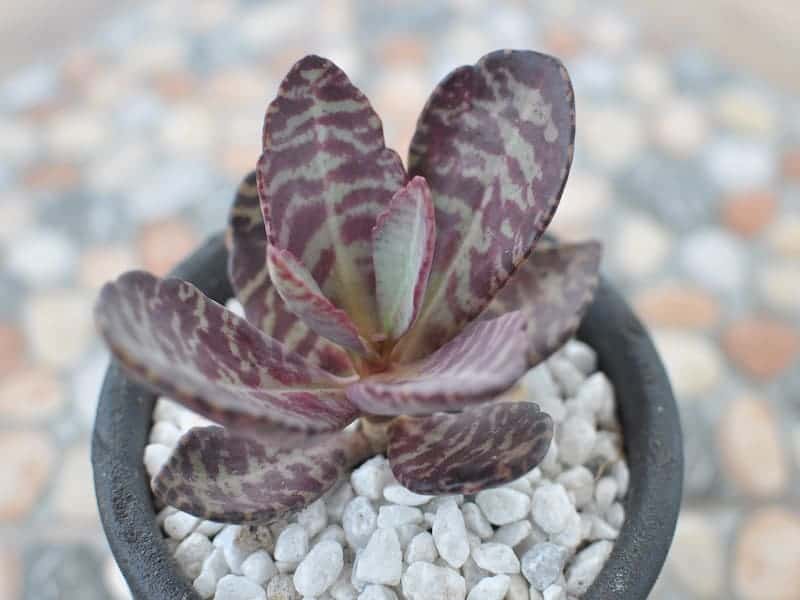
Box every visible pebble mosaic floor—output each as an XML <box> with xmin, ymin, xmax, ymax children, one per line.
<box><xmin>0</xmin><ymin>0</ymin><xmax>798</xmax><ymax>598</ymax></box>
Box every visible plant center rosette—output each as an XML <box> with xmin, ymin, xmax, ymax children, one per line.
<box><xmin>95</xmin><ymin>51</ymin><xmax>603</xmax><ymax>525</ymax></box>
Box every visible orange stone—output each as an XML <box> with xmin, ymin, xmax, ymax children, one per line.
<box><xmin>0</xmin><ymin>546</ymin><xmax>21</xmax><ymax>599</ymax></box>
<box><xmin>722</xmin><ymin>317</ymin><xmax>799</xmax><ymax>379</ymax></box>
<box><xmin>721</xmin><ymin>191</ymin><xmax>777</xmax><ymax>237</ymax></box>
<box><xmin>0</xmin><ymin>323</ymin><xmax>25</xmax><ymax>376</ymax></box>
<box><xmin>137</xmin><ymin>219</ymin><xmax>199</xmax><ymax>276</ymax></box>
<box><xmin>151</xmin><ymin>71</ymin><xmax>197</xmax><ymax>101</ymax></box>
<box><xmin>0</xmin><ymin>430</ymin><xmax>55</xmax><ymax>521</ymax></box>
<box><xmin>79</xmin><ymin>244</ymin><xmax>137</xmax><ymax>291</ymax></box>
<box><xmin>219</xmin><ymin>144</ymin><xmax>260</xmax><ymax>178</ymax></box>
<box><xmin>544</xmin><ymin>25</ymin><xmax>583</xmax><ymax>58</ymax></box>
<box><xmin>634</xmin><ymin>283</ymin><xmax>719</xmax><ymax>329</ymax></box>
<box><xmin>734</xmin><ymin>507</ymin><xmax>800</xmax><ymax>600</ymax></box>
<box><xmin>782</xmin><ymin>148</ymin><xmax>800</xmax><ymax>180</ymax></box>
<box><xmin>718</xmin><ymin>396</ymin><xmax>787</xmax><ymax>497</ymax></box>
<box><xmin>23</xmin><ymin>162</ymin><xmax>80</xmax><ymax>191</ymax></box>
<box><xmin>378</xmin><ymin>35</ymin><xmax>429</xmax><ymax>65</ymax></box>
<box><xmin>0</xmin><ymin>367</ymin><xmax>65</xmax><ymax>423</ymax></box>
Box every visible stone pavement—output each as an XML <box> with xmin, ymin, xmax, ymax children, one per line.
<box><xmin>0</xmin><ymin>1</ymin><xmax>798</xmax><ymax>598</ymax></box>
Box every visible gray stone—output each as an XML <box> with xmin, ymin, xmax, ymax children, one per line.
<box><xmin>521</xmin><ymin>543</ymin><xmax>569</xmax><ymax>591</ymax></box>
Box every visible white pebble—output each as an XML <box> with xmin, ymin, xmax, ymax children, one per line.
<box><xmin>540</xmin><ymin>439</ymin><xmax>561</xmax><ymax>477</ymax></box>
<box><xmin>543</xmin><ymin>583</ymin><xmax>566</xmax><ymax>600</ymax></box>
<box><xmin>521</xmin><ymin>543</ymin><xmax>568</xmax><ymax>591</ymax></box>
<box><xmin>402</xmin><ymin>562</ymin><xmax>466</xmax><ymax>600</ymax></box>
<box><xmin>377</xmin><ymin>505</ymin><xmax>423</xmax><ymax>529</ymax></box>
<box><xmin>557</xmin><ymin>416</ymin><xmax>596</xmax><ymax>467</ymax></box>
<box><xmin>153</xmin><ymin>397</ymin><xmax>182</xmax><ymax>425</ymax></box>
<box><xmin>383</xmin><ymin>484</ymin><xmax>432</xmax><ymax>506</ymax></box>
<box><xmin>174</xmin><ymin>533</ymin><xmax>212</xmax><ymax>579</ymax></box>
<box><xmin>506</xmin><ymin>574</ymin><xmax>528</xmax><ymax>600</ymax></box>
<box><xmin>432</xmin><ymin>498</ymin><xmax>470</xmax><ymax>569</ymax></box>
<box><xmin>475</xmin><ymin>489</ymin><xmax>530</xmax><ymax>526</ymax></box>
<box><xmin>242</xmin><ymin>550</ymin><xmax>276</xmax><ymax>586</ymax></box>
<box><xmin>591</xmin><ymin>431</ymin><xmax>622</xmax><ymax>462</ymax></box>
<box><xmin>330</xmin><ymin>569</ymin><xmax>358</xmax><ymax>600</ymax></box>
<box><xmin>351</xmin><ymin>456</ymin><xmax>390</xmax><ymax>500</ymax></box>
<box><xmin>149</xmin><ymin>421</ymin><xmax>182</xmax><ymax>447</ymax></box>
<box><xmin>531</xmin><ymin>484</ymin><xmax>576</xmax><ymax>534</ymax></box>
<box><xmin>406</xmin><ymin>531</ymin><xmax>437</xmax><ymax>564</ymax></box>
<box><xmin>466</xmin><ymin>574</ymin><xmax>510</xmax><ymax>600</ymax></box>
<box><xmin>612</xmin><ymin>460</ymin><xmax>630</xmax><ymax>497</ymax></box>
<box><xmin>317</xmin><ymin>524</ymin><xmax>347</xmax><ymax>546</ymax></box>
<box><xmin>216</xmin><ymin>574</ymin><xmax>267</xmax><ymax>600</ymax></box>
<box><xmin>356</xmin><ymin>528</ymin><xmax>402</xmax><ymax>585</ymax></box>
<box><xmin>575</xmin><ymin>374</ymin><xmax>615</xmax><ymax>425</ymax></box>
<box><xmin>588</xmin><ymin>516</ymin><xmax>619</xmax><ymax>541</ymax></box>
<box><xmin>556</xmin><ymin>467</ymin><xmax>595</xmax><ymax>509</ymax></box>
<box><xmin>562</xmin><ymin>341</ymin><xmax>597</xmax><ymax>375</ymax></box>
<box><xmin>358</xmin><ymin>584</ymin><xmax>397</xmax><ymax>600</ymax></box>
<box><xmin>163</xmin><ymin>511</ymin><xmax>199</xmax><ymax>541</ymax></box>
<box><xmin>491</xmin><ymin>521</ymin><xmax>532</xmax><ymax>548</ymax></box>
<box><xmin>606</xmin><ymin>503</ymin><xmax>625</xmax><ymax>530</ymax></box>
<box><xmin>326</xmin><ymin>482</ymin><xmax>355</xmax><ymax>521</ymax></box>
<box><xmin>462</xmin><ymin>556</ymin><xmax>490</xmax><ymax>590</ymax></box>
<box><xmin>342</xmin><ymin>497</ymin><xmax>377</xmax><ymax>549</ymax></box>
<box><xmin>274</xmin><ymin>524</ymin><xmax>309</xmax><ymax>563</ymax></box>
<box><xmin>549</xmin><ymin>512</ymin><xmax>583</xmax><ymax>551</ymax></box>
<box><xmin>548</xmin><ymin>357</ymin><xmax>585</xmax><ymax>398</ymax></box>
<box><xmin>595</xmin><ymin>478</ymin><xmax>618</xmax><ymax>512</ymax></box>
<box><xmin>266</xmin><ymin>574</ymin><xmax>299</xmax><ymax>600</ymax></box>
<box><xmin>520</xmin><ymin>364</ymin><xmax>560</xmax><ymax>399</ymax></box>
<box><xmin>471</xmin><ymin>543</ymin><xmax>520</xmax><ymax>574</ymax></box>
<box><xmin>462</xmin><ymin>503</ymin><xmax>494</xmax><ymax>540</ymax></box>
<box><xmin>397</xmin><ymin>524</ymin><xmax>425</xmax><ymax>549</ymax></box>
<box><xmin>566</xmin><ymin>541</ymin><xmax>613</xmax><ymax>595</ymax></box>
<box><xmin>156</xmin><ymin>506</ymin><xmax>177</xmax><ymax>527</ymax></box>
<box><xmin>294</xmin><ymin>540</ymin><xmax>344</xmax><ymax>596</ymax></box>
<box><xmin>533</xmin><ymin>395</ymin><xmax>567</xmax><ymax>424</ymax></box>
<box><xmin>297</xmin><ymin>498</ymin><xmax>327</xmax><ymax>537</ymax></box>
<box><xmin>144</xmin><ymin>443</ymin><xmax>171</xmax><ymax>478</ymax></box>
<box><xmin>213</xmin><ymin>525</ymin><xmax>241</xmax><ymax>548</ymax></box>
<box><xmin>196</xmin><ymin>520</ymin><xmax>225</xmax><ymax>537</ymax></box>
<box><xmin>193</xmin><ymin>548</ymin><xmax>228</xmax><ymax>599</ymax></box>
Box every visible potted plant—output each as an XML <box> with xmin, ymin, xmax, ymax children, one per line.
<box><xmin>92</xmin><ymin>50</ymin><xmax>682</xmax><ymax>600</ymax></box>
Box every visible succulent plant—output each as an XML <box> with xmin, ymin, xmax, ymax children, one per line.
<box><xmin>95</xmin><ymin>50</ymin><xmax>602</xmax><ymax>524</ymax></box>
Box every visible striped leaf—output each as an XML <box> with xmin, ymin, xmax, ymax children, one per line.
<box><xmin>257</xmin><ymin>55</ymin><xmax>407</xmax><ymax>341</ymax></box>
<box><xmin>372</xmin><ymin>176</ymin><xmax>436</xmax><ymax>341</ymax></box>
<box><xmin>154</xmin><ymin>425</ymin><xmax>373</xmax><ymax>523</ymax></box>
<box><xmin>95</xmin><ymin>271</ymin><xmax>358</xmax><ymax>440</ymax></box>
<box><xmin>396</xmin><ymin>50</ymin><xmax>576</xmax><ymax>362</ymax></box>
<box><xmin>346</xmin><ymin>311</ymin><xmax>528</xmax><ymax>416</ymax></box>
<box><xmin>388</xmin><ymin>402</ymin><xmax>553</xmax><ymax>495</ymax></box>
<box><xmin>227</xmin><ymin>172</ymin><xmax>354</xmax><ymax>376</ymax></box>
<box><xmin>484</xmin><ymin>240</ymin><xmax>602</xmax><ymax>366</ymax></box>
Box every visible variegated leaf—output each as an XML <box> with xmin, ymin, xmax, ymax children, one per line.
<box><xmin>372</xmin><ymin>176</ymin><xmax>436</xmax><ymax>341</ymax></box>
<box><xmin>267</xmin><ymin>244</ymin><xmax>368</xmax><ymax>353</ymax></box>
<box><xmin>258</xmin><ymin>54</ymin><xmax>407</xmax><ymax>340</ymax></box>
<box><xmin>154</xmin><ymin>425</ymin><xmax>373</xmax><ymax>522</ymax></box>
<box><xmin>346</xmin><ymin>311</ymin><xmax>528</xmax><ymax>416</ymax></box>
<box><xmin>227</xmin><ymin>171</ymin><xmax>354</xmax><ymax>376</ymax></box>
<box><xmin>95</xmin><ymin>271</ymin><xmax>358</xmax><ymax>439</ymax></box>
<box><xmin>396</xmin><ymin>49</ymin><xmax>576</xmax><ymax>362</ymax></box>
<box><xmin>388</xmin><ymin>401</ymin><xmax>553</xmax><ymax>495</ymax></box>
<box><xmin>484</xmin><ymin>240</ymin><xmax>602</xmax><ymax>366</ymax></box>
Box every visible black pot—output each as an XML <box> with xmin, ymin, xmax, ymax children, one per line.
<box><xmin>93</xmin><ymin>234</ymin><xmax>682</xmax><ymax>599</ymax></box>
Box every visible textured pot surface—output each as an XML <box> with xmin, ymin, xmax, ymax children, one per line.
<box><xmin>92</xmin><ymin>234</ymin><xmax>682</xmax><ymax>600</ymax></box>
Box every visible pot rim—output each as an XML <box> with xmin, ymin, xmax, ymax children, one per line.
<box><xmin>92</xmin><ymin>233</ymin><xmax>682</xmax><ymax>599</ymax></box>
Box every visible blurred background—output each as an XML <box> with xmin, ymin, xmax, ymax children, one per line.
<box><xmin>0</xmin><ymin>0</ymin><xmax>798</xmax><ymax>598</ymax></box>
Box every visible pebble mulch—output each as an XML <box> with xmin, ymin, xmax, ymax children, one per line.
<box><xmin>145</xmin><ymin>337</ymin><xmax>628</xmax><ymax>600</ymax></box>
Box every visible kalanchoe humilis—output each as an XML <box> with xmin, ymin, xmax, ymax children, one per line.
<box><xmin>95</xmin><ymin>50</ymin><xmax>603</xmax><ymax>524</ymax></box>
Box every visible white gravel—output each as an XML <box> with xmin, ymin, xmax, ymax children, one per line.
<box><xmin>146</xmin><ymin>337</ymin><xmax>627</xmax><ymax>599</ymax></box>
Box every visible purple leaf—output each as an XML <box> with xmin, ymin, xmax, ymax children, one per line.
<box><xmin>258</xmin><ymin>55</ymin><xmax>407</xmax><ymax>341</ymax></box>
<box><xmin>154</xmin><ymin>425</ymin><xmax>373</xmax><ymax>522</ymax></box>
<box><xmin>95</xmin><ymin>271</ymin><xmax>359</xmax><ymax>440</ymax></box>
<box><xmin>484</xmin><ymin>240</ymin><xmax>602</xmax><ymax>365</ymax></box>
<box><xmin>388</xmin><ymin>402</ymin><xmax>553</xmax><ymax>495</ymax></box>
<box><xmin>346</xmin><ymin>311</ymin><xmax>528</xmax><ymax>416</ymax></box>
<box><xmin>228</xmin><ymin>171</ymin><xmax>354</xmax><ymax>376</ymax></box>
<box><xmin>267</xmin><ymin>244</ymin><xmax>368</xmax><ymax>354</ymax></box>
<box><xmin>395</xmin><ymin>50</ymin><xmax>576</xmax><ymax>362</ymax></box>
<box><xmin>372</xmin><ymin>176</ymin><xmax>436</xmax><ymax>341</ymax></box>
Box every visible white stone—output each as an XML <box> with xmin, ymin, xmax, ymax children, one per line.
<box><xmin>606</xmin><ymin>503</ymin><xmax>625</xmax><ymax>530</ymax></box>
<box><xmin>463</xmin><ymin>556</ymin><xmax>490</xmax><ymax>590</ymax></box>
<box><xmin>149</xmin><ymin>421</ymin><xmax>181</xmax><ymax>447</ymax></box>
<box><xmin>175</xmin><ymin>533</ymin><xmax>213</xmax><ymax>579</ymax></box>
<box><xmin>561</xmin><ymin>340</ymin><xmax>597</xmax><ymax>376</ymax></box>
<box><xmin>383</xmin><ymin>484</ymin><xmax>432</xmax><ymax>506</ymax></box>
<box><xmin>520</xmin><ymin>365</ymin><xmax>560</xmax><ymax>400</ymax></box>
<box><xmin>491</xmin><ymin>521</ymin><xmax>532</xmax><ymax>548</ymax></box>
<box><xmin>549</xmin><ymin>511</ymin><xmax>583</xmax><ymax>551</ymax></box>
<box><xmin>574</xmin><ymin>374</ymin><xmax>615</xmax><ymax>426</ymax></box>
<box><xmin>242</xmin><ymin>550</ymin><xmax>276</xmax><ymax>586</ymax></box>
<box><xmin>298</xmin><ymin>499</ymin><xmax>328</xmax><ymax>538</ymax></box>
<box><xmin>397</xmin><ymin>524</ymin><xmax>425</xmax><ymax>549</ymax></box>
<box><xmin>653</xmin><ymin>330</ymin><xmax>722</xmax><ymax>398</ymax></box>
<box><xmin>214</xmin><ymin>525</ymin><xmax>242</xmax><ymax>548</ymax></box>
<box><xmin>556</xmin><ymin>467</ymin><xmax>594</xmax><ymax>509</ymax></box>
<box><xmin>594</xmin><ymin>478</ymin><xmax>618</xmax><ymax>512</ymax></box>
<box><xmin>612</xmin><ymin>214</ymin><xmax>670</xmax><ymax>277</ymax></box>
<box><xmin>506</xmin><ymin>574</ymin><xmax>528</xmax><ymax>600</ymax></box>
<box><xmin>196</xmin><ymin>520</ymin><xmax>225</xmax><ymax>537</ymax></box>
<box><xmin>153</xmin><ymin>398</ymin><xmax>183</xmax><ymax>426</ymax></box>
<box><xmin>705</xmin><ymin>138</ymin><xmax>776</xmax><ymax>192</ymax></box>
<box><xmin>507</xmin><ymin>477</ymin><xmax>533</xmax><ymax>496</ymax></box>
<box><xmin>342</xmin><ymin>496</ymin><xmax>377</xmax><ymax>549</ymax></box>
<box><xmin>330</xmin><ymin>569</ymin><xmax>358</xmax><ymax>600</ymax></box>
<box><xmin>475</xmin><ymin>489</ymin><xmax>530</xmax><ymax>526</ymax></box>
<box><xmin>539</xmin><ymin>439</ymin><xmax>560</xmax><ymax>477</ymax></box>
<box><xmin>557</xmin><ymin>416</ymin><xmax>596</xmax><ymax>467</ymax></box>
<box><xmin>144</xmin><ymin>443</ymin><xmax>171</xmax><ymax>479</ymax></box>
<box><xmin>532</xmin><ymin>395</ymin><xmax>566</xmax><ymax>424</ymax></box>
<box><xmin>565</xmin><ymin>541</ymin><xmax>613</xmax><ymax>595</ymax></box>
<box><xmin>653</xmin><ymin>97</ymin><xmax>708</xmax><ymax>157</ymax></box>
<box><xmin>548</xmin><ymin>357</ymin><xmax>585</xmax><ymax>399</ymax></box>
<box><xmin>402</xmin><ymin>562</ymin><xmax>466</xmax><ymax>600</ymax></box>
<box><xmin>588</xmin><ymin>516</ymin><xmax>619</xmax><ymax>541</ymax></box>
<box><xmin>462</xmin><ymin>503</ymin><xmax>494</xmax><ymax>540</ymax></box>
<box><xmin>7</xmin><ymin>229</ymin><xmax>77</xmax><ymax>287</ymax></box>
<box><xmin>274</xmin><ymin>524</ymin><xmax>309</xmax><ymax>563</ymax></box>
<box><xmin>471</xmin><ymin>543</ymin><xmax>520</xmax><ymax>574</ymax></box>
<box><xmin>521</xmin><ymin>543</ymin><xmax>568</xmax><ymax>591</ymax></box>
<box><xmin>466</xmin><ymin>574</ymin><xmax>510</xmax><ymax>600</ymax></box>
<box><xmin>357</xmin><ymin>585</ymin><xmax>397</xmax><ymax>600</ymax></box>
<box><xmin>406</xmin><ymin>531</ymin><xmax>438</xmax><ymax>564</ymax></box>
<box><xmin>163</xmin><ymin>511</ymin><xmax>199</xmax><ymax>540</ymax></box>
<box><xmin>326</xmin><ymin>482</ymin><xmax>355</xmax><ymax>521</ymax></box>
<box><xmin>294</xmin><ymin>540</ymin><xmax>344</xmax><ymax>596</ymax></box>
<box><xmin>194</xmin><ymin>549</ymin><xmax>229</xmax><ymax>599</ymax></box>
<box><xmin>377</xmin><ymin>505</ymin><xmax>423</xmax><ymax>529</ymax></box>
<box><xmin>351</xmin><ymin>551</ymin><xmax>367</xmax><ymax>592</ymax></box>
<box><xmin>531</xmin><ymin>484</ymin><xmax>575</xmax><ymax>534</ymax></box>
<box><xmin>542</xmin><ymin>584</ymin><xmax>566</xmax><ymax>600</ymax></box>
<box><xmin>266</xmin><ymin>574</ymin><xmax>299</xmax><ymax>600</ymax></box>
<box><xmin>351</xmin><ymin>456</ymin><xmax>390</xmax><ymax>500</ymax></box>
<box><xmin>680</xmin><ymin>228</ymin><xmax>747</xmax><ymax>292</ymax></box>
<box><xmin>217</xmin><ymin>574</ymin><xmax>267</xmax><ymax>600</ymax></box>
<box><xmin>356</xmin><ymin>528</ymin><xmax>402</xmax><ymax>586</ymax></box>
<box><xmin>317</xmin><ymin>524</ymin><xmax>347</xmax><ymax>546</ymax></box>
<box><xmin>432</xmin><ymin>498</ymin><xmax>470</xmax><ymax>568</ymax></box>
